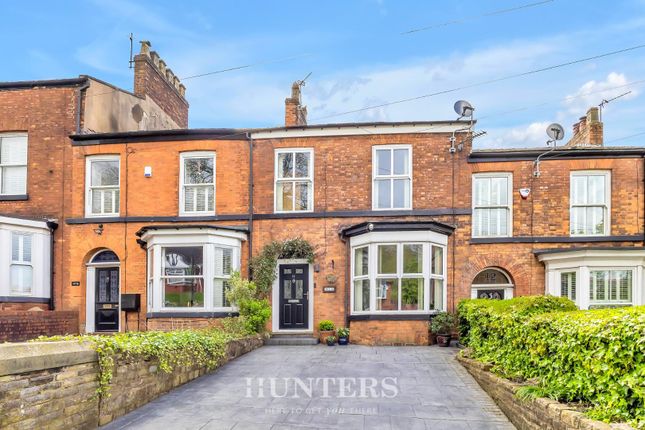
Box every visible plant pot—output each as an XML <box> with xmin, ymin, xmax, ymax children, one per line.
<box><xmin>338</xmin><ymin>336</ymin><xmax>349</xmax><ymax>345</ymax></box>
<box><xmin>319</xmin><ymin>330</ymin><xmax>335</xmax><ymax>343</ymax></box>
<box><xmin>326</xmin><ymin>338</ymin><xmax>336</xmax><ymax>346</ymax></box>
<box><xmin>428</xmin><ymin>332</ymin><xmax>437</xmax><ymax>346</ymax></box>
<box><xmin>436</xmin><ymin>334</ymin><xmax>451</xmax><ymax>347</ymax></box>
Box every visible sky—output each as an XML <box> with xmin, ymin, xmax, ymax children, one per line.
<box><xmin>2</xmin><ymin>0</ymin><xmax>645</xmax><ymax>148</ymax></box>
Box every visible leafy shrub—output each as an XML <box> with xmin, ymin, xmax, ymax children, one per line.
<box><xmin>318</xmin><ymin>320</ymin><xmax>335</xmax><ymax>331</ymax></box>
<box><xmin>459</xmin><ymin>296</ymin><xmax>645</xmax><ymax>427</ymax></box>
<box><xmin>38</xmin><ymin>322</ymin><xmax>250</xmax><ymax>398</ymax></box>
<box><xmin>430</xmin><ymin>312</ymin><xmax>457</xmax><ymax>334</ymax></box>
<box><xmin>249</xmin><ymin>238</ymin><xmax>315</xmax><ymax>297</ymax></box>
<box><xmin>225</xmin><ymin>271</ymin><xmax>271</xmax><ymax>334</ymax></box>
<box><xmin>458</xmin><ymin>295</ymin><xmax>577</xmax><ymax>344</ymax></box>
<box><xmin>336</xmin><ymin>327</ymin><xmax>350</xmax><ymax>338</ymax></box>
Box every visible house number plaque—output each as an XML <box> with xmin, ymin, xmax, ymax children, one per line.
<box><xmin>71</xmin><ymin>281</ymin><xmax>80</xmax><ymax>286</ymax></box>
<box><xmin>323</xmin><ymin>286</ymin><xmax>336</xmax><ymax>293</ymax></box>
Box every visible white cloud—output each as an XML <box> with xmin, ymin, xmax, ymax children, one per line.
<box><xmin>563</xmin><ymin>72</ymin><xmax>640</xmax><ymax>116</ymax></box>
<box><xmin>480</xmin><ymin>122</ymin><xmax>551</xmax><ymax>149</ymax></box>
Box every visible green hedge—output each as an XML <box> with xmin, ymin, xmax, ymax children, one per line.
<box><xmin>458</xmin><ymin>296</ymin><xmax>645</xmax><ymax>426</ymax></box>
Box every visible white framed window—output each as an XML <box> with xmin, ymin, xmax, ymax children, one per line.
<box><xmin>351</xmin><ymin>237</ymin><xmax>446</xmax><ymax>314</ymax></box>
<box><xmin>86</xmin><ymin>155</ymin><xmax>120</xmax><ymax>217</ymax></box>
<box><xmin>372</xmin><ymin>145</ymin><xmax>412</xmax><ymax>210</ymax></box>
<box><xmin>472</xmin><ymin>173</ymin><xmax>513</xmax><ymax>238</ymax></box>
<box><xmin>213</xmin><ymin>247</ymin><xmax>233</xmax><ymax>308</ymax></box>
<box><xmin>274</xmin><ymin>148</ymin><xmax>313</xmax><ymax>212</ymax></box>
<box><xmin>141</xmin><ymin>227</ymin><xmax>244</xmax><ymax>314</ymax></box>
<box><xmin>589</xmin><ymin>269</ymin><xmax>632</xmax><ymax>307</ymax></box>
<box><xmin>560</xmin><ymin>271</ymin><xmax>576</xmax><ymax>301</ymax></box>
<box><xmin>0</xmin><ymin>133</ymin><xmax>28</xmax><ymax>195</ymax></box>
<box><xmin>11</xmin><ymin>232</ymin><xmax>32</xmax><ymax>294</ymax></box>
<box><xmin>180</xmin><ymin>152</ymin><xmax>215</xmax><ymax>216</ymax></box>
<box><xmin>570</xmin><ymin>171</ymin><xmax>610</xmax><ymax>236</ymax></box>
<box><xmin>161</xmin><ymin>246</ymin><xmax>205</xmax><ymax>308</ymax></box>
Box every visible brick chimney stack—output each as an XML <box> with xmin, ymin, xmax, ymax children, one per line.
<box><xmin>134</xmin><ymin>41</ymin><xmax>189</xmax><ymax>128</ymax></box>
<box><xmin>565</xmin><ymin>107</ymin><xmax>603</xmax><ymax>147</ymax></box>
<box><xmin>285</xmin><ymin>81</ymin><xmax>307</xmax><ymax>127</ymax></box>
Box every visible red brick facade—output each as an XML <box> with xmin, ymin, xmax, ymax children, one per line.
<box><xmin>0</xmin><ymin>311</ymin><xmax>78</xmax><ymax>342</ymax></box>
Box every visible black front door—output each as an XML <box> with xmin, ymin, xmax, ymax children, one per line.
<box><xmin>95</xmin><ymin>267</ymin><xmax>120</xmax><ymax>332</ymax></box>
<box><xmin>279</xmin><ymin>264</ymin><xmax>309</xmax><ymax>330</ymax></box>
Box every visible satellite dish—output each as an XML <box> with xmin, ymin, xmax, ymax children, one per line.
<box><xmin>546</xmin><ymin>123</ymin><xmax>565</xmax><ymax>141</ymax></box>
<box><xmin>454</xmin><ymin>100</ymin><xmax>474</xmax><ymax>118</ymax></box>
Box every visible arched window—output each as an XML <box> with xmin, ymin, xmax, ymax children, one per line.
<box><xmin>471</xmin><ymin>268</ymin><xmax>514</xmax><ymax>300</ymax></box>
<box><xmin>90</xmin><ymin>250</ymin><xmax>119</xmax><ymax>264</ymax></box>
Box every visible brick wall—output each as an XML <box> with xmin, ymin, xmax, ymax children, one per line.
<box><xmin>0</xmin><ymin>303</ymin><xmax>48</xmax><ymax>311</ymax></box>
<box><xmin>349</xmin><ymin>320</ymin><xmax>429</xmax><ymax>345</ymax></box>
<box><xmin>457</xmin><ymin>354</ymin><xmax>631</xmax><ymax>430</ymax></box>
<box><xmin>133</xmin><ymin>51</ymin><xmax>189</xmax><ymax>128</ymax></box>
<box><xmin>0</xmin><ymin>336</ymin><xmax>264</xmax><ymax>430</ymax></box>
<box><xmin>0</xmin><ymin>311</ymin><xmax>78</xmax><ymax>342</ymax></box>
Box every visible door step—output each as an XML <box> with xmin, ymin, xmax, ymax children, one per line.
<box><xmin>266</xmin><ymin>334</ymin><xmax>319</xmax><ymax>346</ymax></box>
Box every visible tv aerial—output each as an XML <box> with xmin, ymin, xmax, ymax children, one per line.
<box><xmin>450</xmin><ymin>100</ymin><xmax>482</xmax><ymax>153</ymax></box>
<box><xmin>534</xmin><ymin>123</ymin><xmax>565</xmax><ymax>177</ymax></box>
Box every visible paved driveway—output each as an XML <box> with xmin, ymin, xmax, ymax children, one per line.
<box><xmin>102</xmin><ymin>345</ymin><xmax>514</xmax><ymax>430</ymax></box>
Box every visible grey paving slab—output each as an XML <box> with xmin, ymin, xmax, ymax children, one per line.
<box><xmin>101</xmin><ymin>345</ymin><xmax>515</xmax><ymax>430</ymax></box>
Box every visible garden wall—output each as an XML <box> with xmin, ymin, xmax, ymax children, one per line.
<box><xmin>457</xmin><ymin>354</ymin><xmax>634</xmax><ymax>430</ymax></box>
<box><xmin>0</xmin><ymin>310</ymin><xmax>78</xmax><ymax>342</ymax></box>
<box><xmin>0</xmin><ymin>336</ymin><xmax>264</xmax><ymax>429</ymax></box>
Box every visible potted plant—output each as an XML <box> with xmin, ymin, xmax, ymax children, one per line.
<box><xmin>326</xmin><ymin>335</ymin><xmax>337</xmax><ymax>346</ymax></box>
<box><xmin>318</xmin><ymin>320</ymin><xmax>335</xmax><ymax>343</ymax></box>
<box><xmin>430</xmin><ymin>312</ymin><xmax>456</xmax><ymax>347</ymax></box>
<box><xmin>336</xmin><ymin>327</ymin><xmax>350</xmax><ymax>345</ymax></box>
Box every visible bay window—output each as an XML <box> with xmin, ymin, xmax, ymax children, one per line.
<box><xmin>589</xmin><ymin>270</ymin><xmax>632</xmax><ymax>306</ymax></box>
<box><xmin>472</xmin><ymin>173</ymin><xmax>512</xmax><ymax>238</ymax></box>
<box><xmin>141</xmin><ymin>227</ymin><xmax>245</xmax><ymax>315</ymax></box>
<box><xmin>372</xmin><ymin>145</ymin><xmax>412</xmax><ymax>210</ymax></box>
<box><xmin>86</xmin><ymin>155</ymin><xmax>120</xmax><ymax>217</ymax></box>
<box><xmin>570</xmin><ymin>171</ymin><xmax>610</xmax><ymax>236</ymax></box>
<box><xmin>11</xmin><ymin>232</ymin><xmax>33</xmax><ymax>294</ymax></box>
<box><xmin>539</xmin><ymin>249</ymin><xmax>645</xmax><ymax>310</ymax></box>
<box><xmin>180</xmin><ymin>152</ymin><xmax>215</xmax><ymax>215</ymax></box>
<box><xmin>0</xmin><ymin>133</ymin><xmax>28</xmax><ymax>196</ymax></box>
<box><xmin>0</xmin><ymin>216</ymin><xmax>51</xmax><ymax>300</ymax></box>
<box><xmin>275</xmin><ymin>148</ymin><xmax>313</xmax><ymax>212</ymax></box>
<box><xmin>351</xmin><ymin>232</ymin><xmax>446</xmax><ymax>314</ymax></box>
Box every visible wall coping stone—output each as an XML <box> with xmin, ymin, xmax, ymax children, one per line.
<box><xmin>0</xmin><ymin>341</ymin><xmax>96</xmax><ymax>376</ymax></box>
<box><xmin>456</xmin><ymin>353</ymin><xmax>635</xmax><ymax>430</ymax></box>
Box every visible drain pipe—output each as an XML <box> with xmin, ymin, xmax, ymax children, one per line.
<box><xmin>46</xmin><ymin>220</ymin><xmax>59</xmax><ymax>310</ymax></box>
<box><xmin>247</xmin><ymin>132</ymin><xmax>254</xmax><ymax>277</ymax></box>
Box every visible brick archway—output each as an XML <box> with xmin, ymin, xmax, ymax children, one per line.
<box><xmin>463</xmin><ymin>254</ymin><xmax>530</xmax><ymax>291</ymax></box>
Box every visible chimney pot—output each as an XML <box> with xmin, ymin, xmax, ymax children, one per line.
<box><xmin>572</xmin><ymin>122</ymin><xmax>580</xmax><ymax>135</ymax></box>
<box><xmin>158</xmin><ymin>59</ymin><xmax>166</xmax><ymax>75</ymax></box>
<box><xmin>179</xmin><ymin>83</ymin><xmax>186</xmax><ymax>97</ymax></box>
<box><xmin>140</xmin><ymin>40</ymin><xmax>152</xmax><ymax>56</ymax></box>
<box><xmin>565</xmin><ymin>107</ymin><xmax>604</xmax><ymax>148</ymax></box>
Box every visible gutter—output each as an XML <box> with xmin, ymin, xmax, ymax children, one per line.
<box><xmin>45</xmin><ymin>220</ymin><xmax>59</xmax><ymax>310</ymax></box>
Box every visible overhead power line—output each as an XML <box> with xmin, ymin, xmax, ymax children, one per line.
<box><xmin>311</xmin><ymin>43</ymin><xmax>645</xmax><ymax>121</ymax></box>
<box><xmin>181</xmin><ymin>53</ymin><xmax>311</xmax><ymax>80</ymax></box>
<box><xmin>605</xmin><ymin>131</ymin><xmax>645</xmax><ymax>144</ymax></box>
<box><xmin>402</xmin><ymin>0</ymin><xmax>555</xmax><ymax>35</ymax></box>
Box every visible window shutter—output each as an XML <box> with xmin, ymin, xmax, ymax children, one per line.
<box><xmin>1</xmin><ymin>135</ymin><xmax>28</xmax><ymax>164</ymax></box>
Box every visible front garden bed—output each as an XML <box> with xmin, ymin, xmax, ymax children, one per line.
<box><xmin>458</xmin><ymin>296</ymin><xmax>644</xmax><ymax>429</ymax></box>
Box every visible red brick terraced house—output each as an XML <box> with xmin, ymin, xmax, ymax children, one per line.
<box><xmin>0</xmin><ymin>41</ymin><xmax>188</xmax><ymax>341</ymax></box>
<box><xmin>56</xmin><ymin>81</ymin><xmax>645</xmax><ymax>345</ymax></box>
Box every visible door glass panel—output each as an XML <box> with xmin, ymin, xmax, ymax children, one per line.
<box><xmin>98</xmin><ymin>271</ymin><xmax>109</xmax><ymax>302</ymax></box>
<box><xmin>283</xmin><ymin>268</ymin><xmax>292</xmax><ymax>275</ymax></box>
<box><xmin>109</xmin><ymin>270</ymin><xmax>119</xmax><ymax>302</ymax></box>
<box><xmin>295</xmin><ymin>268</ymin><xmax>304</xmax><ymax>274</ymax></box>
<box><xmin>283</xmin><ymin>280</ymin><xmax>292</xmax><ymax>299</ymax></box>
<box><xmin>295</xmin><ymin>280</ymin><xmax>304</xmax><ymax>299</ymax></box>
